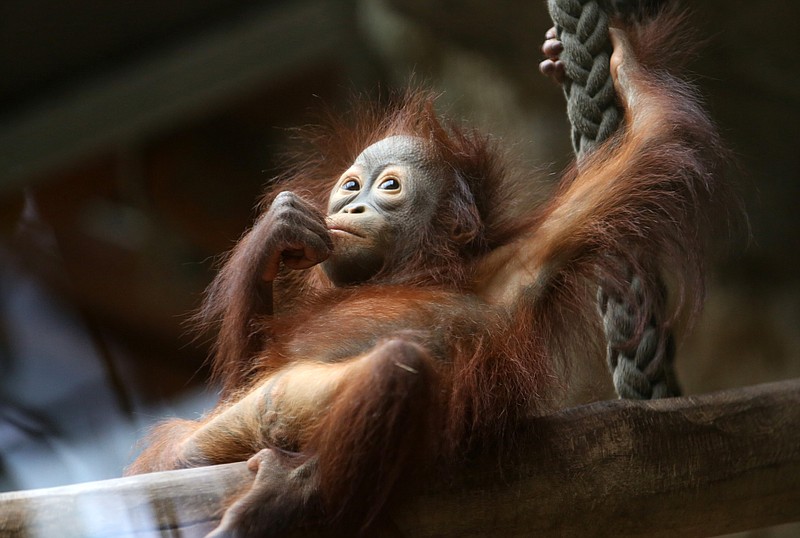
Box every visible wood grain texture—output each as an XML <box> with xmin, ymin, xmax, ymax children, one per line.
<box><xmin>394</xmin><ymin>378</ymin><xmax>800</xmax><ymax>537</ymax></box>
<box><xmin>0</xmin><ymin>462</ymin><xmax>253</xmax><ymax>537</ymax></box>
<box><xmin>1</xmin><ymin>379</ymin><xmax>798</xmax><ymax>537</ymax></box>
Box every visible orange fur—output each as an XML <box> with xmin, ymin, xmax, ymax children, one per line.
<box><xmin>128</xmin><ymin>6</ymin><xmax>734</xmax><ymax>536</ymax></box>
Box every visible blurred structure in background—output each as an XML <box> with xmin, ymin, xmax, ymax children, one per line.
<box><xmin>1</xmin><ymin>0</ymin><xmax>799</xmax><ymax>535</ymax></box>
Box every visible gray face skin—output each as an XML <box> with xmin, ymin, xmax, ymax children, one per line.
<box><xmin>322</xmin><ymin>135</ymin><xmax>446</xmax><ymax>285</ymax></box>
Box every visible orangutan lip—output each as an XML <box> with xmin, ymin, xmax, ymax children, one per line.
<box><xmin>329</xmin><ymin>226</ymin><xmax>363</xmax><ymax>238</ymax></box>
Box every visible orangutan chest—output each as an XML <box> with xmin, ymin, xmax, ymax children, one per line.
<box><xmin>273</xmin><ymin>288</ymin><xmax>474</xmax><ymax>364</ymax></box>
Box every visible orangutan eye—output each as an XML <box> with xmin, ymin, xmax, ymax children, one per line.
<box><xmin>341</xmin><ymin>179</ymin><xmax>360</xmax><ymax>191</ymax></box>
<box><xmin>378</xmin><ymin>178</ymin><xmax>400</xmax><ymax>190</ymax></box>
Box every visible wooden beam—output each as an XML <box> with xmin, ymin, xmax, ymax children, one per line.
<box><xmin>1</xmin><ymin>379</ymin><xmax>799</xmax><ymax>537</ymax></box>
<box><xmin>401</xmin><ymin>377</ymin><xmax>800</xmax><ymax>537</ymax></box>
<box><xmin>0</xmin><ymin>462</ymin><xmax>250</xmax><ymax>537</ymax></box>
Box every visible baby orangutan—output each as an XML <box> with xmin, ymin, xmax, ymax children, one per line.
<box><xmin>128</xmin><ymin>10</ymin><xmax>728</xmax><ymax>537</ymax></box>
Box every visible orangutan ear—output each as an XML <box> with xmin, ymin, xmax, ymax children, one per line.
<box><xmin>450</xmin><ymin>220</ymin><xmax>481</xmax><ymax>247</ymax></box>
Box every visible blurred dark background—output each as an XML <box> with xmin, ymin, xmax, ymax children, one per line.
<box><xmin>0</xmin><ymin>1</ymin><xmax>798</xmax><ymax>533</ymax></box>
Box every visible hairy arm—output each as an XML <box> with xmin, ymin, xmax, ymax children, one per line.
<box><xmin>127</xmin><ymin>193</ymin><xmax>331</xmax><ymax>475</ymax></box>
<box><xmin>480</xmin><ymin>17</ymin><xmax>729</xmax><ymax>331</ymax></box>
<box><xmin>198</xmin><ymin>192</ymin><xmax>332</xmax><ymax>391</ymax></box>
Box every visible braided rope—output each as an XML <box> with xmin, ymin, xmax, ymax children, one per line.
<box><xmin>546</xmin><ymin>0</ymin><xmax>680</xmax><ymax>398</ymax></box>
<box><xmin>597</xmin><ymin>277</ymin><xmax>680</xmax><ymax>399</ymax></box>
<box><xmin>547</xmin><ymin>0</ymin><xmax>621</xmax><ymax>157</ymax></box>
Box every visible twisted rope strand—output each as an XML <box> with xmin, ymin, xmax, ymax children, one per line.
<box><xmin>547</xmin><ymin>0</ymin><xmax>622</xmax><ymax>156</ymax></box>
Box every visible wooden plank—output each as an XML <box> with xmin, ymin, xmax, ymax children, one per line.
<box><xmin>0</xmin><ymin>462</ymin><xmax>251</xmax><ymax>537</ymax></box>
<box><xmin>397</xmin><ymin>378</ymin><xmax>800</xmax><ymax>537</ymax></box>
<box><xmin>1</xmin><ymin>379</ymin><xmax>798</xmax><ymax>537</ymax></box>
